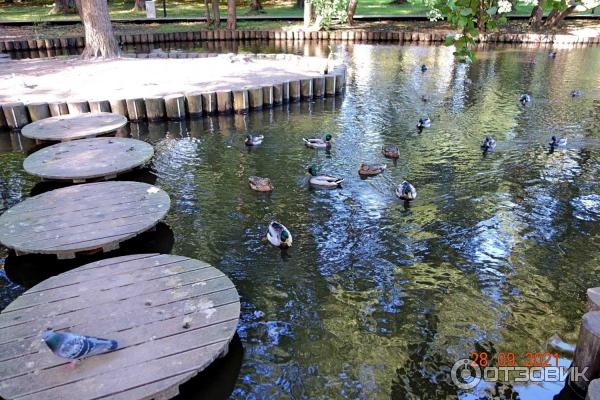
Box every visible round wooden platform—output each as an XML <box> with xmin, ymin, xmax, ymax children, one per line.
<box><xmin>21</xmin><ymin>112</ymin><xmax>128</xmax><ymax>142</ymax></box>
<box><xmin>0</xmin><ymin>254</ymin><xmax>240</xmax><ymax>400</ymax></box>
<box><xmin>0</xmin><ymin>181</ymin><xmax>170</xmax><ymax>259</ymax></box>
<box><xmin>23</xmin><ymin>138</ymin><xmax>154</xmax><ymax>183</ymax></box>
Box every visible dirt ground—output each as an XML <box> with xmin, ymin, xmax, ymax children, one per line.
<box><xmin>0</xmin><ymin>54</ymin><xmax>331</xmax><ymax>103</ymax></box>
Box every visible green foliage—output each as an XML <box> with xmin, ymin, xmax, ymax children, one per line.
<box><xmin>310</xmin><ymin>0</ymin><xmax>350</xmax><ymax>28</ymax></box>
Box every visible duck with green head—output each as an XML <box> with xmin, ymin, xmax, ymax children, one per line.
<box><xmin>303</xmin><ymin>134</ymin><xmax>333</xmax><ymax>149</ymax></box>
<box><xmin>267</xmin><ymin>221</ymin><xmax>292</xmax><ymax>249</ymax></box>
<box><xmin>307</xmin><ymin>165</ymin><xmax>344</xmax><ymax>188</ymax></box>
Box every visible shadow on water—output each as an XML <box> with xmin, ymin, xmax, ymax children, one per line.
<box><xmin>4</xmin><ymin>222</ymin><xmax>174</xmax><ymax>288</ymax></box>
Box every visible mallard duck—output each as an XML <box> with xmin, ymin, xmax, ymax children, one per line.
<box><xmin>307</xmin><ymin>165</ymin><xmax>343</xmax><ymax>188</ymax></box>
<box><xmin>382</xmin><ymin>146</ymin><xmax>399</xmax><ymax>159</ymax></box>
<box><xmin>520</xmin><ymin>94</ymin><xmax>531</xmax><ymax>104</ymax></box>
<box><xmin>358</xmin><ymin>163</ymin><xmax>386</xmax><ymax>177</ymax></box>
<box><xmin>421</xmin><ymin>95</ymin><xmax>430</xmax><ymax>103</ymax></box>
<box><xmin>549</xmin><ymin>136</ymin><xmax>567</xmax><ymax>147</ymax></box>
<box><xmin>416</xmin><ymin>117</ymin><xmax>431</xmax><ymax>130</ymax></box>
<box><xmin>570</xmin><ymin>90</ymin><xmax>582</xmax><ymax>97</ymax></box>
<box><xmin>396</xmin><ymin>181</ymin><xmax>417</xmax><ymax>201</ymax></box>
<box><xmin>421</xmin><ymin>64</ymin><xmax>428</xmax><ymax>72</ymax></box>
<box><xmin>267</xmin><ymin>221</ymin><xmax>292</xmax><ymax>249</ymax></box>
<box><xmin>245</xmin><ymin>134</ymin><xmax>264</xmax><ymax>146</ymax></box>
<box><xmin>248</xmin><ymin>176</ymin><xmax>273</xmax><ymax>192</ymax></box>
<box><xmin>303</xmin><ymin>134</ymin><xmax>332</xmax><ymax>149</ymax></box>
<box><xmin>480</xmin><ymin>136</ymin><xmax>496</xmax><ymax>152</ymax></box>
<box><xmin>549</xmin><ymin>51</ymin><xmax>557</xmax><ymax>58</ymax></box>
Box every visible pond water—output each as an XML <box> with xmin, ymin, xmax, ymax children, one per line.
<box><xmin>1</xmin><ymin>42</ymin><xmax>600</xmax><ymax>399</ymax></box>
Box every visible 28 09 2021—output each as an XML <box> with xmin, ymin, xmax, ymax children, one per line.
<box><xmin>469</xmin><ymin>352</ymin><xmax>560</xmax><ymax>368</ymax></box>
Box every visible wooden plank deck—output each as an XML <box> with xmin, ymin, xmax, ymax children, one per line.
<box><xmin>23</xmin><ymin>138</ymin><xmax>154</xmax><ymax>183</ymax></box>
<box><xmin>0</xmin><ymin>254</ymin><xmax>241</xmax><ymax>400</ymax></box>
<box><xmin>0</xmin><ymin>181</ymin><xmax>170</xmax><ymax>259</ymax></box>
<box><xmin>21</xmin><ymin>112</ymin><xmax>127</xmax><ymax>142</ymax></box>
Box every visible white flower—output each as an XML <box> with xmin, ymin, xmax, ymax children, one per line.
<box><xmin>498</xmin><ymin>0</ymin><xmax>512</xmax><ymax>13</ymax></box>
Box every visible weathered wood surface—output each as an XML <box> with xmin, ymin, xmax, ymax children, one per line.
<box><xmin>0</xmin><ymin>181</ymin><xmax>170</xmax><ymax>259</ymax></box>
<box><xmin>21</xmin><ymin>112</ymin><xmax>128</xmax><ymax>142</ymax></box>
<box><xmin>0</xmin><ymin>254</ymin><xmax>240</xmax><ymax>400</ymax></box>
<box><xmin>23</xmin><ymin>138</ymin><xmax>154</xmax><ymax>182</ymax></box>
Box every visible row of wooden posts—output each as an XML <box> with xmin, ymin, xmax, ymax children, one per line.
<box><xmin>1</xmin><ymin>29</ymin><xmax>599</xmax><ymax>52</ymax></box>
<box><xmin>0</xmin><ymin>62</ymin><xmax>346</xmax><ymax>131</ymax></box>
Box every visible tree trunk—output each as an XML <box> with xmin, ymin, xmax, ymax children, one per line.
<box><xmin>543</xmin><ymin>5</ymin><xmax>576</xmax><ymax>27</ymax></box>
<box><xmin>132</xmin><ymin>0</ymin><xmax>146</xmax><ymax>11</ymax></box>
<box><xmin>211</xmin><ymin>0</ymin><xmax>220</xmax><ymax>27</ymax></box>
<box><xmin>296</xmin><ymin>0</ymin><xmax>304</xmax><ymax>8</ymax></box>
<box><xmin>347</xmin><ymin>0</ymin><xmax>357</xmax><ymax>25</ymax></box>
<box><xmin>80</xmin><ymin>0</ymin><xmax>119</xmax><ymax>59</ymax></box>
<box><xmin>227</xmin><ymin>0</ymin><xmax>236</xmax><ymax>29</ymax></box>
<box><xmin>529</xmin><ymin>1</ymin><xmax>544</xmax><ymax>30</ymax></box>
<box><xmin>250</xmin><ymin>0</ymin><xmax>263</xmax><ymax>11</ymax></box>
<box><xmin>303</xmin><ymin>0</ymin><xmax>312</xmax><ymax>27</ymax></box>
<box><xmin>204</xmin><ymin>0</ymin><xmax>213</xmax><ymax>25</ymax></box>
<box><xmin>49</xmin><ymin>0</ymin><xmax>77</xmax><ymax>15</ymax></box>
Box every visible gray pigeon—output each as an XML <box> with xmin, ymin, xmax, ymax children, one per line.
<box><xmin>42</xmin><ymin>330</ymin><xmax>118</xmax><ymax>360</ymax></box>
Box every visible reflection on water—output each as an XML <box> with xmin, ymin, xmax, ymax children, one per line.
<box><xmin>1</xmin><ymin>43</ymin><xmax>600</xmax><ymax>399</ymax></box>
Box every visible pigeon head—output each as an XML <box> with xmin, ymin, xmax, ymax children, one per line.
<box><xmin>42</xmin><ymin>330</ymin><xmax>61</xmax><ymax>351</ymax></box>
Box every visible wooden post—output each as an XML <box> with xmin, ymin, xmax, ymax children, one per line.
<box><xmin>0</xmin><ymin>108</ymin><xmax>7</xmax><ymax>130</ymax></box>
<box><xmin>109</xmin><ymin>99</ymin><xmax>129</xmax><ymax>118</ymax></box>
<box><xmin>232</xmin><ymin>89</ymin><xmax>249</xmax><ymax>114</ymax></box>
<box><xmin>200</xmin><ymin>92</ymin><xmax>216</xmax><ymax>115</ymax></box>
<box><xmin>144</xmin><ymin>97</ymin><xmax>166</xmax><ymax>121</ymax></box>
<box><xmin>126</xmin><ymin>98</ymin><xmax>147</xmax><ymax>121</ymax></box>
<box><xmin>26</xmin><ymin>102</ymin><xmax>50</xmax><ymax>121</ymax></box>
<box><xmin>216</xmin><ymin>91</ymin><xmax>233</xmax><ymax>114</ymax></box>
<box><xmin>335</xmin><ymin>71</ymin><xmax>345</xmax><ymax>94</ymax></box>
<box><xmin>67</xmin><ymin>100</ymin><xmax>90</xmax><ymax>114</ymax></box>
<box><xmin>185</xmin><ymin>92</ymin><xmax>203</xmax><ymax>118</ymax></box>
<box><xmin>588</xmin><ymin>288</ymin><xmax>600</xmax><ymax>312</ymax></box>
<box><xmin>248</xmin><ymin>87</ymin><xmax>263</xmax><ymax>110</ymax></box>
<box><xmin>289</xmin><ymin>80</ymin><xmax>301</xmax><ymax>101</ymax></box>
<box><xmin>280</xmin><ymin>81</ymin><xmax>290</xmax><ymax>103</ymax></box>
<box><xmin>165</xmin><ymin>94</ymin><xmax>186</xmax><ymax>120</ymax></box>
<box><xmin>89</xmin><ymin>100</ymin><xmax>111</xmax><ymax>113</ymax></box>
<box><xmin>313</xmin><ymin>76</ymin><xmax>325</xmax><ymax>98</ymax></box>
<box><xmin>587</xmin><ymin>379</ymin><xmax>600</xmax><ymax>400</ymax></box>
<box><xmin>300</xmin><ymin>78</ymin><xmax>313</xmax><ymax>99</ymax></box>
<box><xmin>262</xmin><ymin>85</ymin><xmax>274</xmax><ymax>108</ymax></box>
<box><xmin>48</xmin><ymin>101</ymin><xmax>69</xmax><ymax>117</ymax></box>
<box><xmin>572</xmin><ymin>311</ymin><xmax>600</xmax><ymax>392</ymax></box>
<box><xmin>325</xmin><ymin>74</ymin><xmax>336</xmax><ymax>96</ymax></box>
<box><xmin>272</xmin><ymin>83</ymin><xmax>283</xmax><ymax>105</ymax></box>
<box><xmin>2</xmin><ymin>103</ymin><xmax>30</xmax><ymax>130</ymax></box>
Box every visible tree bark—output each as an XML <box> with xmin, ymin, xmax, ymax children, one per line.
<box><xmin>296</xmin><ymin>0</ymin><xmax>304</xmax><ymax>8</ymax></box>
<box><xmin>250</xmin><ymin>0</ymin><xmax>263</xmax><ymax>11</ymax></box>
<box><xmin>543</xmin><ymin>5</ymin><xmax>576</xmax><ymax>27</ymax></box>
<box><xmin>204</xmin><ymin>0</ymin><xmax>213</xmax><ymax>25</ymax></box>
<box><xmin>347</xmin><ymin>0</ymin><xmax>357</xmax><ymax>25</ymax></box>
<box><xmin>132</xmin><ymin>0</ymin><xmax>146</xmax><ymax>11</ymax></box>
<box><xmin>227</xmin><ymin>0</ymin><xmax>236</xmax><ymax>29</ymax></box>
<box><xmin>211</xmin><ymin>0</ymin><xmax>220</xmax><ymax>27</ymax></box>
<box><xmin>303</xmin><ymin>0</ymin><xmax>312</xmax><ymax>27</ymax></box>
<box><xmin>49</xmin><ymin>0</ymin><xmax>77</xmax><ymax>15</ymax></box>
<box><xmin>529</xmin><ymin>1</ymin><xmax>544</xmax><ymax>30</ymax></box>
<box><xmin>80</xmin><ymin>0</ymin><xmax>119</xmax><ymax>59</ymax></box>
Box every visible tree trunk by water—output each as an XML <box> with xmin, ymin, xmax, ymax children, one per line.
<box><xmin>211</xmin><ymin>0</ymin><xmax>220</xmax><ymax>27</ymax></box>
<box><xmin>132</xmin><ymin>0</ymin><xmax>146</xmax><ymax>11</ymax></box>
<box><xmin>347</xmin><ymin>0</ymin><xmax>357</xmax><ymax>25</ymax></box>
<box><xmin>543</xmin><ymin>5</ymin><xmax>575</xmax><ymax>27</ymax></box>
<box><xmin>250</xmin><ymin>0</ymin><xmax>263</xmax><ymax>11</ymax></box>
<box><xmin>80</xmin><ymin>0</ymin><xmax>120</xmax><ymax>59</ymax></box>
<box><xmin>296</xmin><ymin>0</ymin><xmax>304</xmax><ymax>8</ymax></box>
<box><xmin>227</xmin><ymin>0</ymin><xmax>236</xmax><ymax>29</ymax></box>
<box><xmin>529</xmin><ymin>1</ymin><xmax>544</xmax><ymax>30</ymax></box>
<box><xmin>49</xmin><ymin>0</ymin><xmax>77</xmax><ymax>15</ymax></box>
<box><xmin>204</xmin><ymin>0</ymin><xmax>213</xmax><ymax>25</ymax></box>
<box><xmin>303</xmin><ymin>0</ymin><xmax>312</xmax><ymax>27</ymax></box>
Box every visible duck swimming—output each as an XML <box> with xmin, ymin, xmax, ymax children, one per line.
<box><xmin>245</xmin><ymin>134</ymin><xmax>264</xmax><ymax>146</ymax></box>
<box><xmin>480</xmin><ymin>136</ymin><xmax>497</xmax><ymax>153</ymax></box>
<box><xmin>549</xmin><ymin>136</ymin><xmax>567</xmax><ymax>148</ymax></box>
<box><xmin>307</xmin><ymin>166</ymin><xmax>343</xmax><ymax>188</ymax></box>
<box><xmin>382</xmin><ymin>146</ymin><xmax>400</xmax><ymax>159</ymax></box>
<box><xmin>570</xmin><ymin>90</ymin><xmax>582</xmax><ymax>97</ymax></box>
<box><xmin>417</xmin><ymin>117</ymin><xmax>431</xmax><ymax>130</ymax></box>
<box><xmin>303</xmin><ymin>134</ymin><xmax>332</xmax><ymax>149</ymax></box>
<box><xmin>421</xmin><ymin>64</ymin><xmax>428</xmax><ymax>72</ymax></box>
<box><xmin>267</xmin><ymin>221</ymin><xmax>292</xmax><ymax>249</ymax></box>
<box><xmin>520</xmin><ymin>94</ymin><xmax>531</xmax><ymax>104</ymax></box>
<box><xmin>248</xmin><ymin>176</ymin><xmax>273</xmax><ymax>192</ymax></box>
<box><xmin>396</xmin><ymin>181</ymin><xmax>417</xmax><ymax>201</ymax></box>
<box><xmin>358</xmin><ymin>163</ymin><xmax>386</xmax><ymax>177</ymax></box>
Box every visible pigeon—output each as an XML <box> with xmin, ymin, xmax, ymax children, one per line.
<box><xmin>245</xmin><ymin>134</ymin><xmax>264</xmax><ymax>146</ymax></box>
<box><xmin>42</xmin><ymin>330</ymin><xmax>118</xmax><ymax>360</ymax></box>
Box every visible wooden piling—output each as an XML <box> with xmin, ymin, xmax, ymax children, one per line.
<box><xmin>26</xmin><ymin>102</ymin><xmax>50</xmax><ymax>121</ymax></box>
<box><xmin>185</xmin><ymin>92</ymin><xmax>203</xmax><ymax>118</ymax></box>
<box><xmin>272</xmin><ymin>83</ymin><xmax>283</xmax><ymax>105</ymax></box>
<box><xmin>126</xmin><ymin>98</ymin><xmax>147</xmax><ymax>121</ymax></box>
<box><xmin>300</xmin><ymin>78</ymin><xmax>313</xmax><ymax>99</ymax></box>
<box><xmin>67</xmin><ymin>100</ymin><xmax>90</xmax><ymax>115</ymax></box>
<box><xmin>109</xmin><ymin>99</ymin><xmax>129</xmax><ymax>118</ymax></box>
<box><xmin>165</xmin><ymin>94</ymin><xmax>186</xmax><ymax>120</ymax></box>
<box><xmin>588</xmin><ymin>288</ymin><xmax>600</xmax><ymax>312</ymax></box>
<box><xmin>216</xmin><ymin>91</ymin><xmax>233</xmax><ymax>114</ymax></box>
<box><xmin>202</xmin><ymin>92</ymin><xmax>217</xmax><ymax>115</ymax></box>
<box><xmin>325</xmin><ymin>75</ymin><xmax>336</xmax><ymax>96</ymax></box>
<box><xmin>335</xmin><ymin>71</ymin><xmax>345</xmax><ymax>94</ymax></box>
<box><xmin>248</xmin><ymin>87</ymin><xmax>263</xmax><ymax>110</ymax></box>
<box><xmin>88</xmin><ymin>100</ymin><xmax>111</xmax><ymax>113</ymax></box>
<box><xmin>144</xmin><ymin>96</ymin><xmax>166</xmax><ymax>121</ymax></box>
<box><xmin>2</xmin><ymin>102</ymin><xmax>30</xmax><ymax>130</ymax></box>
<box><xmin>289</xmin><ymin>80</ymin><xmax>301</xmax><ymax>101</ymax></box>
<box><xmin>313</xmin><ymin>76</ymin><xmax>325</xmax><ymax>98</ymax></box>
<box><xmin>48</xmin><ymin>101</ymin><xmax>69</xmax><ymax>117</ymax></box>
<box><xmin>232</xmin><ymin>89</ymin><xmax>249</xmax><ymax>114</ymax></box>
<box><xmin>572</xmin><ymin>311</ymin><xmax>600</xmax><ymax>392</ymax></box>
<box><xmin>262</xmin><ymin>85</ymin><xmax>274</xmax><ymax>108</ymax></box>
<box><xmin>0</xmin><ymin>108</ymin><xmax>7</xmax><ymax>130</ymax></box>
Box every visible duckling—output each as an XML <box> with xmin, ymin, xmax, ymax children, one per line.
<box><xmin>245</xmin><ymin>134</ymin><xmax>264</xmax><ymax>146</ymax></box>
<box><xmin>307</xmin><ymin>165</ymin><xmax>343</xmax><ymax>188</ymax></box>
<box><xmin>303</xmin><ymin>134</ymin><xmax>332</xmax><ymax>149</ymax></box>
<box><xmin>549</xmin><ymin>135</ymin><xmax>567</xmax><ymax>148</ymax></box>
<box><xmin>248</xmin><ymin>176</ymin><xmax>273</xmax><ymax>192</ymax></box>
<box><xmin>480</xmin><ymin>136</ymin><xmax>497</xmax><ymax>153</ymax></box>
<box><xmin>267</xmin><ymin>221</ymin><xmax>292</xmax><ymax>249</ymax></box>
<box><xmin>396</xmin><ymin>181</ymin><xmax>417</xmax><ymax>201</ymax></box>
<box><xmin>520</xmin><ymin>94</ymin><xmax>531</xmax><ymax>105</ymax></box>
<box><xmin>421</xmin><ymin>64</ymin><xmax>428</xmax><ymax>72</ymax></box>
<box><xmin>416</xmin><ymin>117</ymin><xmax>431</xmax><ymax>130</ymax></box>
<box><xmin>570</xmin><ymin>90</ymin><xmax>582</xmax><ymax>97</ymax></box>
<box><xmin>382</xmin><ymin>145</ymin><xmax>400</xmax><ymax>159</ymax></box>
<box><xmin>358</xmin><ymin>163</ymin><xmax>386</xmax><ymax>177</ymax></box>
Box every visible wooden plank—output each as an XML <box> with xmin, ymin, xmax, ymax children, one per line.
<box><xmin>0</xmin><ymin>255</ymin><xmax>240</xmax><ymax>400</ymax></box>
<box><xmin>21</xmin><ymin>113</ymin><xmax>128</xmax><ymax>142</ymax></box>
<box><xmin>23</xmin><ymin>138</ymin><xmax>154</xmax><ymax>182</ymax></box>
<box><xmin>0</xmin><ymin>182</ymin><xmax>170</xmax><ymax>257</ymax></box>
